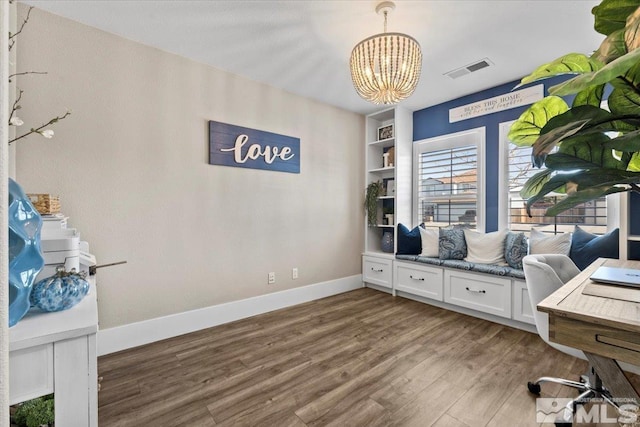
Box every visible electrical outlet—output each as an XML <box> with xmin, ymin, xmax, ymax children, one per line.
<box><xmin>268</xmin><ymin>272</ymin><xmax>275</xmax><ymax>284</ymax></box>
<box><xmin>292</xmin><ymin>267</ymin><xmax>298</xmax><ymax>279</ymax></box>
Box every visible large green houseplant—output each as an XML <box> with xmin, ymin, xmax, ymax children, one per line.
<box><xmin>509</xmin><ymin>0</ymin><xmax>640</xmax><ymax>216</ymax></box>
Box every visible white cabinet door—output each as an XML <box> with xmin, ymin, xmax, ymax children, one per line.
<box><xmin>394</xmin><ymin>262</ymin><xmax>443</xmax><ymax>301</ymax></box>
<box><xmin>363</xmin><ymin>256</ymin><xmax>393</xmax><ymax>289</ymax></box>
<box><xmin>9</xmin><ymin>344</ymin><xmax>54</xmax><ymax>405</ymax></box>
<box><xmin>444</xmin><ymin>270</ymin><xmax>512</xmax><ymax>318</ymax></box>
<box><xmin>512</xmin><ymin>280</ymin><xmax>535</xmax><ymax>325</ymax></box>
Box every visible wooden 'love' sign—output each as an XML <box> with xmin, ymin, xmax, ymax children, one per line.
<box><xmin>208</xmin><ymin>120</ymin><xmax>300</xmax><ymax>174</ymax></box>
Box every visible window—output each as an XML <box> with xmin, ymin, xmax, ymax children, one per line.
<box><xmin>499</xmin><ymin>121</ymin><xmax>610</xmax><ymax>235</ymax></box>
<box><xmin>414</xmin><ymin>128</ymin><xmax>485</xmax><ymax>231</ymax></box>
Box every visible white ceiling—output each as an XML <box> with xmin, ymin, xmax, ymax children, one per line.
<box><xmin>21</xmin><ymin>0</ymin><xmax>603</xmax><ymax>115</ymax></box>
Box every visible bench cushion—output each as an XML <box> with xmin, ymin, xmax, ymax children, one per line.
<box><xmin>395</xmin><ymin>255</ymin><xmax>525</xmax><ymax>280</ymax></box>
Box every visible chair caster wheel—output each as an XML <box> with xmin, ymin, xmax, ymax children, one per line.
<box><xmin>527</xmin><ymin>381</ymin><xmax>541</xmax><ymax>395</ymax></box>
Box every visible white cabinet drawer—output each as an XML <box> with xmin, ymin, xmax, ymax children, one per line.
<box><xmin>444</xmin><ymin>270</ymin><xmax>511</xmax><ymax>318</ymax></box>
<box><xmin>9</xmin><ymin>343</ymin><xmax>54</xmax><ymax>405</ymax></box>
<box><xmin>512</xmin><ymin>280</ymin><xmax>535</xmax><ymax>325</ymax></box>
<box><xmin>394</xmin><ymin>262</ymin><xmax>443</xmax><ymax>301</ymax></box>
<box><xmin>363</xmin><ymin>256</ymin><xmax>393</xmax><ymax>289</ymax></box>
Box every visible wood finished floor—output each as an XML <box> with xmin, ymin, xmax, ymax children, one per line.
<box><xmin>98</xmin><ymin>288</ymin><xmax>640</xmax><ymax>427</ymax></box>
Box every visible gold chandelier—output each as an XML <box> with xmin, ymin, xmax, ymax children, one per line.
<box><xmin>350</xmin><ymin>1</ymin><xmax>422</xmax><ymax>105</ymax></box>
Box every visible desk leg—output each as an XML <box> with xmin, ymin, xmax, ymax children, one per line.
<box><xmin>585</xmin><ymin>352</ymin><xmax>640</xmax><ymax>404</ymax></box>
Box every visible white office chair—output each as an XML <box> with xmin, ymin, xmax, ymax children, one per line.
<box><xmin>522</xmin><ymin>254</ymin><xmax>617</xmax><ymax>426</ymax></box>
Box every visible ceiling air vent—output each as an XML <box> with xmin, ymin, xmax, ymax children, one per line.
<box><xmin>444</xmin><ymin>58</ymin><xmax>493</xmax><ymax>79</ymax></box>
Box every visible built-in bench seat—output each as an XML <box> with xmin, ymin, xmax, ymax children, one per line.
<box><xmin>364</xmin><ymin>225</ymin><xmax>620</xmax><ymax>334</ymax></box>
<box><xmin>361</xmin><ymin>253</ymin><xmax>536</xmax><ymax>332</ymax></box>
<box><xmin>395</xmin><ymin>254</ymin><xmax>525</xmax><ymax>280</ymax></box>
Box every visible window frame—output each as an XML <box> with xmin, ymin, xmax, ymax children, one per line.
<box><xmin>413</xmin><ymin>127</ymin><xmax>486</xmax><ymax>232</ymax></box>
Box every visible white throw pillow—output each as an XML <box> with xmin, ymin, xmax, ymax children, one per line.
<box><xmin>419</xmin><ymin>227</ymin><xmax>439</xmax><ymax>257</ymax></box>
<box><xmin>529</xmin><ymin>228</ymin><xmax>571</xmax><ymax>255</ymax></box>
<box><xmin>463</xmin><ymin>229</ymin><xmax>507</xmax><ymax>265</ymax></box>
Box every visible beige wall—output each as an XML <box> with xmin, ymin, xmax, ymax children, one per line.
<box><xmin>15</xmin><ymin>6</ymin><xmax>364</xmax><ymax>330</ymax></box>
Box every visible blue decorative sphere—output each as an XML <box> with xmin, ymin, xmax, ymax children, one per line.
<box><xmin>31</xmin><ymin>268</ymin><xmax>90</xmax><ymax>312</ymax></box>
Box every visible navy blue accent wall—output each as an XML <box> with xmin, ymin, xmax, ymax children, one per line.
<box><xmin>413</xmin><ymin>76</ymin><xmax>573</xmax><ymax>232</ymax></box>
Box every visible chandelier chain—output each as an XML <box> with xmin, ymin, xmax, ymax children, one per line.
<box><xmin>384</xmin><ymin>10</ymin><xmax>388</xmax><ymax>33</ymax></box>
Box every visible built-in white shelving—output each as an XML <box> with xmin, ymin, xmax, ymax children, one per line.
<box><xmin>363</xmin><ymin>106</ymin><xmax>413</xmax><ymax>257</ymax></box>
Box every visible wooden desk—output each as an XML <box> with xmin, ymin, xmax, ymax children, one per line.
<box><xmin>538</xmin><ymin>258</ymin><xmax>640</xmax><ymax>402</ymax></box>
<box><xmin>9</xmin><ymin>278</ymin><xmax>98</xmax><ymax>427</ymax></box>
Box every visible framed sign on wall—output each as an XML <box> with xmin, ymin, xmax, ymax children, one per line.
<box><xmin>209</xmin><ymin>120</ymin><xmax>300</xmax><ymax>174</ymax></box>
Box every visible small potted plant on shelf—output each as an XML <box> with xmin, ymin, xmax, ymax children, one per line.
<box><xmin>365</xmin><ymin>181</ymin><xmax>384</xmax><ymax>226</ymax></box>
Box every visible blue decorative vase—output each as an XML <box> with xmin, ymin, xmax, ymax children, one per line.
<box><xmin>381</xmin><ymin>231</ymin><xmax>394</xmax><ymax>253</ymax></box>
<box><xmin>31</xmin><ymin>267</ymin><xmax>90</xmax><ymax>312</ymax></box>
<box><xmin>8</xmin><ymin>178</ymin><xmax>45</xmax><ymax>327</ymax></box>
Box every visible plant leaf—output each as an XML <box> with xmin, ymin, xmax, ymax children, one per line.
<box><xmin>524</xmin><ymin>173</ymin><xmax>575</xmax><ymax>214</ymax></box>
<box><xmin>594</xmin><ymin>28</ymin><xmax>628</xmax><ymax>63</ymax></box>
<box><xmin>609</xmin><ymin>70</ymin><xmax>640</xmax><ymax>128</ymax></box>
<box><xmin>625</xmin><ymin>5</ymin><xmax>640</xmax><ymax>50</ymax></box>
<box><xmin>507</xmin><ymin>96</ymin><xmax>569</xmax><ymax>147</ymax></box>
<box><xmin>549</xmin><ymin>48</ymin><xmax>640</xmax><ymax>96</ymax></box>
<box><xmin>525</xmin><ymin>167</ymin><xmax>640</xmax><ymax>215</ymax></box>
<box><xmin>531</xmin><ymin>106</ymin><xmax>639</xmax><ymax>167</ymax></box>
<box><xmin>545</xmin><ymin>186</ymin><xmax>629</xmax><ymax>216</ymax></box>
<box><xmin>532</xmin><ymin>118</ymin><xmax>591</xmax><ymax>167</ymax></box>
<box><xmin>544</xmin><ymin>152</ymin><xmax>602</xmax><ymax>170</ymax></box>
<box><xmin>517</xmin><ymin>53</ymin><xmax>602</xmax><ymax>87</ymax></box>
<box><xmin>557</xmin><ymin>168</ymin><xmax>640</xmax><ymax>189</ymax></box>
<box><xmin>609</xmin><ymin>80</ymin><xmax>640</xmax><ymax>114</ymax></box>
<box><xmin>628</xmin><ymin>152</ymin><xmax>640</xmax><ymax>170</ymax></box>
<box><xmin>603</xmin><ymin>128</ymin><xmax>640</xmax><ymax>151</ymax></box>
<box><xmin>519</xmin><ymin>169</ymin><xmax>552</xmax><ymax>199</ymax></box>
<box><xmin>572</xmin><ymin>84</ymin><xmax>605</xmax><ymax>107</ymax></box>
<box><xmin>593</xmin><ymin>0</ymin><xmax>640</xmax><ymax>36</ymax></box>
<box><xmin>558</xmin><ymin>133</ymin><xmax>628</xmax><ymax>169</ymax></box>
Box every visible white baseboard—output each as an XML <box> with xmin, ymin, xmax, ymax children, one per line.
<box><xmin>97</xmin><ymin>274</ymin><xmax>363</xmax><ymax>356</ymax></box>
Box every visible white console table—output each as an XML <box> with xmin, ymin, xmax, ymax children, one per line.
<box><xmin>9</xmin><ymin>278</ymin><xmax>98</xmax><ymax>427</ymax></box>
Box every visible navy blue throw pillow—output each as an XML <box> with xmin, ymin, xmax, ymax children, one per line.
<box><xmin>569</xmin><ymin>226</ymin><xmax>619</xmax><ymax>270</ymax></box>
<box><xmin>397</xmin><ymin>223</ymin><xmax>422</xmax><ymax>255</ymax></box>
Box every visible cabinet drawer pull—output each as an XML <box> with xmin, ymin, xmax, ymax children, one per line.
<box><xmin>409</xmin><ymin>275</ymin><xmax>425</xmax><ymax>281</ymax></box>
<box><xmin>465</xmin><ymin>287</ymin><xmax>486</xmax><ymax>294</ymax></box>
<box><xmin>371</xmin><ymin>268</ymin><xmax>384</xmax><ymax>273</ymax></box>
